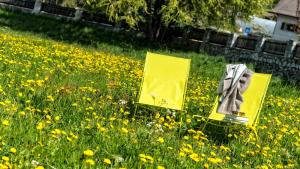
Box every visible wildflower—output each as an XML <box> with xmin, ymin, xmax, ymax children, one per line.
<box><xmin>2</xmin><ymin>120</ymin><xmax>9</xmax><ymax>126</ymax></box>
<box><xmin>204</xmin><ymin>163</ymin><xmax>209</xmax><ymax>169</ymax></box>
<box><xmin>157</xmin><ymin>137</ymin><xmax>164</xmax><ymax>143</ymax></box>
<box><xmin>2</xmin><ymin>156</ymin><xmax>9</xmax><ymax>161</ymax></box>
<box><xmin>259</xmin><ymin>165</ymin><xmax>268</xmax><ymax>169</ymax></box>
<box><xmin>36</xmin><ymin>122</ymin><xmax>45</xmax><ymax>130</ymax></box>
<box><xmin>121</xmin><ymin>128</ymin><xmax>128</xmax><ymax>133</ymax></box>
<box><xmin>189</xmin><ymin>153</ymin><xmax>200</xmax><ymax>162</ymax></box>
<box><xmin>140</xmin><ymin>157</ymin><xmax>147</xmax><ymax>162</ymax></box>
<box><xmin>208</xmin><ymin>157</ymin><xmax>222</xmax><ymax>164</ymax></box>
<box><xmin>103</xmin><ymin>158</ymin><xmax>111</xmax><ymax>165</ymax></box>
<box><xmin>184</xmin><ymin>136</ymin><xmax>189</xmax><ymax>140</ymax></box>
<box><xmin>83</xmin><ymin>149</ymin><xmax>94</xmax><ymax>157</ymax></box>
<box><xmin>139</xmin><ymin>154</ymin><xmax>153</xmax><ymax>163</ymax></box>
<box><xmin>10</xmin><ymin>147</ymin><xmax>16</xmax><ymax>154</ymax></box>
<box><xmin>35</xmin><ymin>166</ymin><xmax>44</xmax><ymax>169</ymax></box>
<box><xmin>157</xmin><ymin>166</ymin><xmax>165</xmax><ymax>169</ymax></box>
<box><xmin>19</xmin><ymin>111</ymin><xmax>26</xmax><ymax>116</ymax></box>
<box><xmin>46</xmin><ymin>95</ymin><xmax>54</xmax><ymax>102</ymax></box>
<box><xmin>85</xmin><ymin>159</ymin><xmax>95</xmax><ymax>166</ymax></box>
<box><xmin>179</xmin><ymin>151</ymin><xmax>186</xmax><ymax>157</ymax></box>
<box><xmin>186</xmin><ymin>118</ymin><xmax>191</xmax><ymax>124</ymax></box>
<box><xmin>210</xmin><ymin>151</ymin><xmax>216</xmax><ymax>156</ymax></box>
<box><xmin>54</xmin><ymin>116</ymin><xmax>60</xmax><ymax>121</ymax></box>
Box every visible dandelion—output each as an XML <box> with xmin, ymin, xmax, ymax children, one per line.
<box><xmin>35</xmin><ymin>166</ymin><xmax>44</xmax><ymax>169</ymax></box>
<box><xmin>36</xmin><ymin>122</ymin><xmax>45</xmax><ymax>130</ymax></box>
<box><xmin>208</xmin><ymin>157</ymin><xmax>222</xmax><ymax>164</ymax></box>
<box><xmin>10</xmin><ymin>147</ymin><xmax>16</xmax><ymax>154</ymax></box>
<box><xmin>2</xmin><ymin>120</ymin><xmax>9</xmax><ymax>126</ymax></box>
<box><xmin>157</xmin><ymin>137</ymin><xmax>164</xmax><ymax>143</ymax></box>
<box><xmin>46</xmin><ymin>95</ymin><xmax>54</xmax><ymax>102</ymax></box>
<box><xmin>186</xmin><ymin>118</ymin><xmax>191</xmax><ymax>124</ymax></box>
<box><xmin>183</xmin><ymin>136</ymin><xmax>189</xmax><ymax>140</ymax></box>
<box><xmin>54</xmin><ymin>116</ymin><xmax>60</xmax><ymax>121</ymax></box>
<box><xmin>103</xmin><ymin>158</ymin><xmax>112</xmax><ymax>165</ymax></box>
<box><xmin>19</xmin><ymin>111</ymin><xmax>26</xmax><ymax>116</ymax></box>
<box><xmin>83</xmin><ymin>149</ymin><xmax>94</xmax><ymax>157</ymax></box>
<box><xmin>157</xmin><ymin>166</ymin><xmax>165</xmax><ymax>169</ymax></box>
<box><xmin>189</xmin><ymin>153</ymin><xmax>200</xmax><ymax>162</ymax></box>
<box><xmin>2</xmin><ymin>156</ymin><xmax>9</xmax><ymax>161</ymax></box>
<box><xmin>121</xmin><ymin>127</ymin><xmax>128</xmax><ymax>133</ymax></box>
<box><xmin>85</xmin><ymin>159</ymin><xmax>95</xmax><ymax>166</ymax></box>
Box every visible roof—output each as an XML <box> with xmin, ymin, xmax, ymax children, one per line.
<box><xmin>272</xmin><ymin>0</ymin><xmax>298</xmax><ymax>17</ymax></box>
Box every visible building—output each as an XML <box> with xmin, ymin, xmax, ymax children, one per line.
<box><xmin>272</xmin><ymin>0</ymin><xmax>300</xmax><ymax>41</ymax></box>
<box><xmin>236</xmin><ymin>16</ymin><xmax>276</xmax><ymax>37</ymax></box>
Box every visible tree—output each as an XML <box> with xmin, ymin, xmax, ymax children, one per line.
<box><xmin>83</xmin><ymin>0</ymin><xmax>273</xmax><ymax>41</ymax></box>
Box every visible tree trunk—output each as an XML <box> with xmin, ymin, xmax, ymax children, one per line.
<box><xmin>145</xmin><ymin>0</ymin><xmax>166</xmax><ymax>42</ymax></box>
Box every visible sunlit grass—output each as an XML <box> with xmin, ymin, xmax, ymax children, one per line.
<box><xmin>0</xmin><ymin>9</ymin><xmax>299</xmax><ymax>169</ymax></box>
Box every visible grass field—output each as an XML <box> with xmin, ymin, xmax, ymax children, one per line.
<box><xmin>0</xmin><ymin>9</ymin><xmax>299</xmax><ymax>169</ymax></box>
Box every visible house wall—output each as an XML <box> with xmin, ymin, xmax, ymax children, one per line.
<box><xmin>272</xmin><ymin>15</ymin><xmax>299</xmax><ymax>41</ymax></box>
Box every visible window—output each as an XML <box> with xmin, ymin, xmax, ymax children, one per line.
<box><xmin>281</xmin><ymin>22</ymin><xmax>299</xmax><ymax>33</ymax></box>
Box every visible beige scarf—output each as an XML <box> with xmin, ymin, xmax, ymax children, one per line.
<box><xmin>217</xmin><ymin>64</ymin><xmax>253</xmax><ymax>115</ymax></box>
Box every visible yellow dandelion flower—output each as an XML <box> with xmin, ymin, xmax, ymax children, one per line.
<box><xmin>83</xmin><ymin>149</ymin><xmax>94</xmax><ymax>157</ymax></box>
<box><xmin>35</xmin><ymin>166</ymin><xmax>45</xmax><ymax>169</ymax></box>
<box><xmin>157</xmin><ymin>137</ymin><xmax>164</xmax><ymax>143</ymax></box>
<box><xmin>157</xmin><ymin>166</ymin><xmax>165</xmax><ymax>169</ymax></box>
<box><xmin>103</xmin><ymin>158</ymin><xmax>111</xmax><ymax>165</ymax></box>
<box><xmin>139</xmin><ymin>154</ymin><xmax>146</xmax><ymax>158</ymax></box>
<box><xmin>85</xmin><ymin>159</ymin><xmax>95</xmax><ymax>165</ymax></box>
<box><xmin>204</xmin><ymin>163</ymin><xmax>209</xmax><ymax>169</ymax></box>
<box><xmin>189</xmin><ymin>153</ymin><xmax>200</xmax><ymax>162</ymax></box>
<box><xmin>144</xmin><ymin>155</ymin><xmax>153</xmax><ymax>160</ymax></box>
<box><xmin>2</xmin><ymin>120</ymin><xmax>9</xmax><ymax>126</ymax></box>
<box><xmin>54</xmin><ymin>116</ymin><xmax>60</xmax><ymax>121</ymax></box>
<box><xmin>186</xmin><ymin>118</ymin><xmax>191</xmax><ymax>124</ymax></box>
<box><xmin>36</xmin><ymin>122</ymin><xmax>45</xmax><ymax>130</ymax></box>
<box><xmin>9</xmin><ymin>147</ymin><xmax>16</xmax><ymax>154</ymax></box>
<box><xmin>140</xmin><ymin>158</ymin><xmax>147</xmax><ymax>163</ymax></box>
<box><xmin>121</xmin><ymin>128</ymin><xmax>128</xmax><ymax>133</ymax></box>
<box><xmin>19</xmin><ymin>111</ymin><xmax>26</xmax><ymax>116</ymax></box>
<box><xmin>179</xmin><ymin>151</ymin><xmax>186</xmax><ymax>157</ymax></box>
<box><xmin>260</xmin><ymin>165</ymin><xmax>268</xmax><ymax>169</ymax></box>
<box><xmin>2</xmin><ymin>156</ymin><xmax>9</xmax><ymax>161</ymax></box>
<box><xmin>208</xmin><ymin>157</ymin><xmax>222</xmax><ymax>164</ymax></box>
<box><xmin>46</xmin><ymin>95</ymin><xmax>54</xmax><ymax>102</ymax></box>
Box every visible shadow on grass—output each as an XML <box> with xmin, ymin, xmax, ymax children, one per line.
<box><xmin>0</xmin><ymin>9</ymin><xmax>204</xmax><ymax>58</ymax></box>
<box><xmin>0</xmin><ymin>9</ymin><xmax>158</xmax><ymax>55</ymax></box>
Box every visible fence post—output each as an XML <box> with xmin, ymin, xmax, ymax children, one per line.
<box><xmin>224</xmin><ymin>33</ymin><xmax>236</xmax><ymax>55</ymax></box>
<box><xmin>113</xmin><ymin>22</ymin><xmax>122</xmax><ymax>32</ymax></box>
<box><xmin>284</xmin><ymin>40</ymin><xmax>296</xmax><ymax>58</ymax></box>
<box><xmin>200</xmin><ymin>29</ymin><xmax>211</xmax><ymax>52</ymax></box>
<box><xmin>32</xmin><ymin>0</ymin><xmax>42</xmax><ymax>14</ymax></box>
<box><xmin>255</xmin><ymin>36</ymin><xmax>265</xmax><ymax>53</ymax></box>
<box><xmin>73</xmin><ymin>7</ymin><xmax>83</xmax><ymax>21</ymax></box>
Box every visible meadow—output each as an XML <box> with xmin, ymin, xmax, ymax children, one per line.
<box><xmin>0</xmin><ymin>9</ymin><xmax>299</xmax><ymax>169</ymax></box>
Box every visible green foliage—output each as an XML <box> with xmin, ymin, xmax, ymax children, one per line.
<box><xmin>83</xmin><ymin>0</ymin><xmax>273</xmax><ymax>40</ymax></box>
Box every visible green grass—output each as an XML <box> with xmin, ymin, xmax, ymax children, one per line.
<box><xmin>0</xmin><ymin>8</ymin><xmax>298</xmax><ymax>169</ymax></box>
